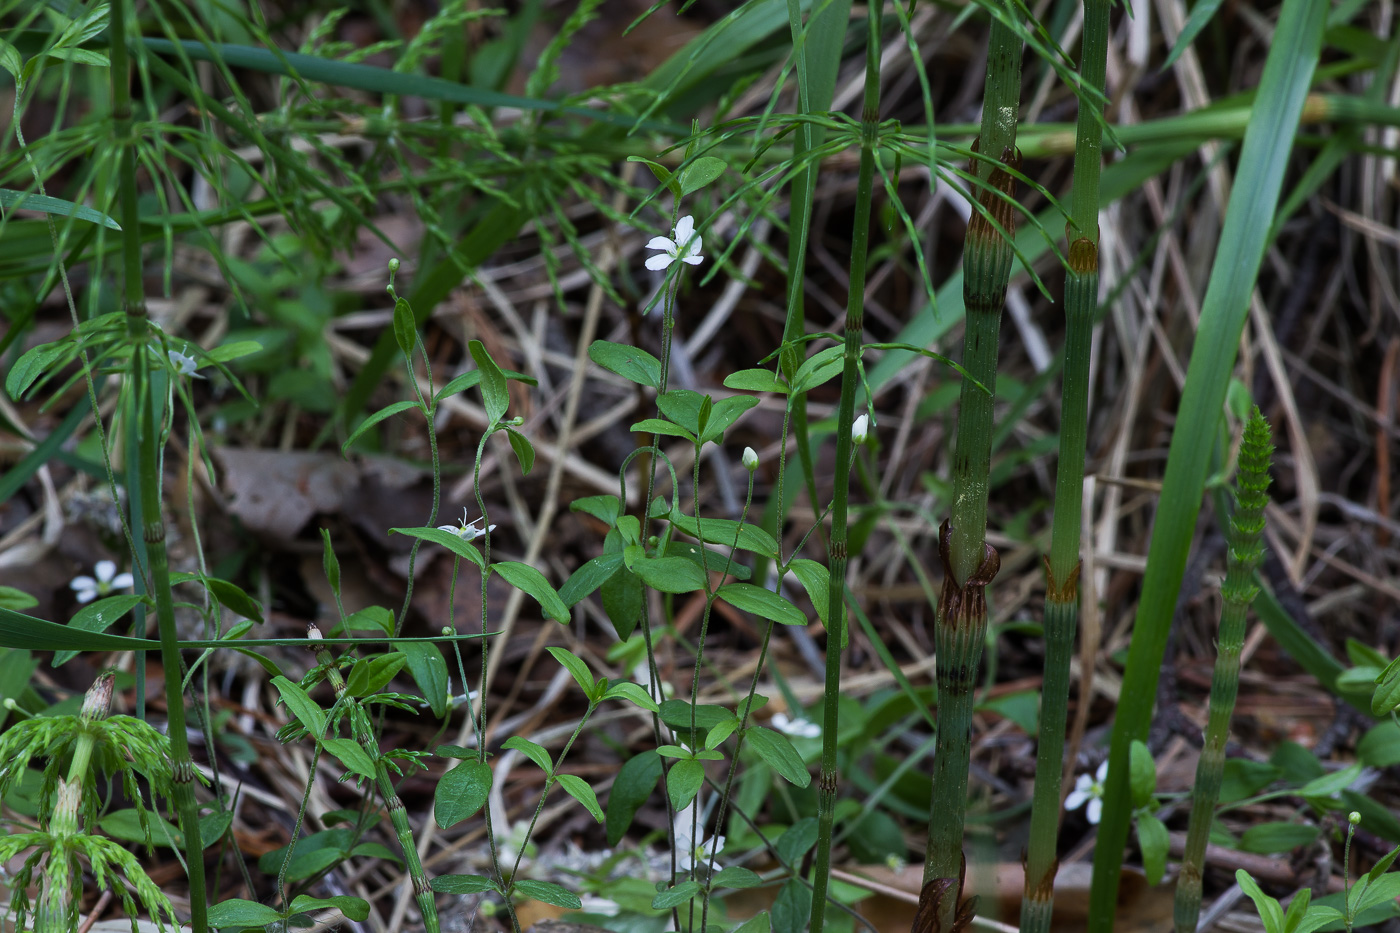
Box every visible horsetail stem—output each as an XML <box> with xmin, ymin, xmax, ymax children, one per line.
<box><xmin>1019</xmin><ymin>0</ymin><xmax>1110</xmax><ymax>927</ymax></box>
<box><xmin>37</xmin><ymin>673</ymin><xmax>115</xmax><ymax>933</ymax></box>
<box><xmin>308</xmin><ymin>626</ymin><xmax>441</xmax><ymax>933</ymax></box>
<box><xmin>111</xmin><ymin>0</ymin><xmax>208</xmax><ymax>925</ymax></box>
<box><xmin>808</xmin><ymin>5</ymin><xmax>882</xmax><ymax>933</ymax></box>
<box><xmin>919</xmin><ymin>13</ymin><xmax>1024</xmax><ymax>931</ymax></box>
<box><xmin>1173</xmin><ymin>410</ymin><xmax>1273</xmax><ymax>932</ymax></box>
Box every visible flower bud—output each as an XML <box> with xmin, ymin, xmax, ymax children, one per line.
<box><xmin>388</xmin><ymin>258</ymin><xmax>400</xmax><ymax>273</ymax></box>
<box><xmin>742</xmin><ymin>446</ymin><xmax>758</xmax><ymax>472</ymax></box>
<box><xmin>1349</xmin><ymin>811</ymin><xmax>1362</xmax><ymax>826</ymax></box>
<box><xmin>852</xmin><ymin>414</ymin><xmax>869</xmax><ymax>446</ymax></box>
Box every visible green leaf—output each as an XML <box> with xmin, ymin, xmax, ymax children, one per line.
<box><xmin>546</xmin><ymin>646</ymin><xmax>595</xmax><ymax>696</ymax></box>
<box><xmin>0</xmin><ymin>188</ymin><xmax>120</xmax><ymax>229</ymax></box>
<box><xmin>668</xmin><ymin>510</ymin><xmax>780</xmax><ymax>559</ymax></box>
<box><xmin>790</xmin><ymin>345</ymin><xmax>845</xmax><ymax>394</ymax></box>
<box><xmin>389</xmin><ymin>526</ymin><xmax>486</xmax><ymax>570</ymax></box>
<box><xmin>344</xmin><ymin>400</ymin><xmax>421</xmax><ymax>452</ymax></box>
<box><xmin>667</xmin><ymin>758</ymin><xmax>705</xmax><ymax>812</ymax></box>
<box><xmin>786</xmin><ymin>559</ymin><xmax>831</xmax><ymax>626</ymax></box>
<box><xmin>716</xmin><ymin>584</ymin><xmax>805</xmax><ymax>626</ymax></box>
<box><xmin>345</xmin><ymin>653</ymin><xmax>408</xmax><ymax>697</ymax></box>
<box><xmin>399</xmin><ymin>641</ymin><xmax>449</xmax><ymax>718</ymax></box>
<box><xmin>630</xmin><ymin>555</ymin><xmax>708</xmax><ymax>594</ymax></box>
<box><xmin>775</xmin><ymin>817</ymin><xmax>819</xmax><ymax>864</ymax></box>
<box><xmin>502</xmin><ymin>735</ymin><xmax>553</xmax><ymax>773</ymax></box>
<box><xmin>431</xmin><ymin>874</ymin><xmax>500</xmax><ymax>894</ymax></box>
<box><xmin>205</xmin><ymin>339</ymin><xmax>264</xmax><ymax>364</ymax></box>
<box><xmin>208</xmin><ymin>899</ymin><xmax>284</xmax><ymax>928</ymax></box>
<box><xmin>1237</xmin><ymin>870</ymin><xmax>1285</xmax><ymax>932</ymax></box>
<box><xmin>652</xmin><ymin>881</ymin><xmax>702</xmax><ymax>910</ymax></box>
<box><xmin>493</xmin><ymin>561</ymin><xmax>569</xmax><ymax>623</ymax></box>
<box><xmin>627</xmin><ymin>156</ymin><xmax>682</xmax><ymax>198</ymax></box>
<box><xmin>746</xmin><ymin>726</ymin><xmax>811</xmax><ymax>788</ymax></box>
<box><xmin>772</xmin><ymin>877</ymin><xmax>812</xmax><ymax>933</ymax></box>
<box><xmin>560</xmin><ymin>553</ymin><xmax>623</xmax><ymax>607</ymax></box>
<box><xmin>1128</xmin><ymin>740</ymin><xmax>1156</xmax><ymax>809</ymax></box>
<box><xmin>506</xmin><ymin>427</ymin><xmax>535</xmax><ymax>475</ymax></box>
<box><xmin>711</xmin><ymin>866</ymin><xmax>763</xmax><ymax>889</ymax></box>
<box><xmin>53</xmin><ymin>594</ymin><xmax>145</xmax><ymax>666</ymax></box>
<box><xmin>1239</xmin><ymin>822</ymin><xmax>1319</xmax><ymax>854</ymax></box>
<box><xmin>99</xmin><ymin>808</ymin><xmax>182</xmax><ymax>847</ymax></box>
<box><xmin>1355</xmin><ymin>873</ymin><xmax>1400</xmax><ymax>913</ymax></box>
<box><xmin>555</xmin><ymin>773</ymin><xmax>604</xmax><ymax>823</ymax></box>
<box><xmin>697</xmin><ymin>395</ymin><xmax>759</xmax><ymax>445</ymax></box>
<box><xmin>322</xmin><ymin>737</ymin><xmax>377</xmax><ymax>779</ymax></box>
<box><xmin>569</xmin><ymin>494</ymin><xmax>622</xmax><ymax>526</ymax></box>
<box><xmin>272</xmin><ymin>676</ymin><xmax>326</xmax><ymax>737</ymax></box>
<box><xmin>678</xmin><ymin>156</ymin><xmax>726</xmax><ymax>195</ymax></box>
<box><xmin>392</xmin><ymin>297</ymin><xmax>417</xmax><ymax>359</ymax></box>
<box><xmin>320</xmin><ymin>529</ymin><xmax>342</xmax><ymax>595</ymax></box>
<box><xmin>602</xmin><ymin>679</ymin><xmax>660</xmax><ymax>713</ymax></box>
<box><xmin>1373</xmin><ymin>655</ymin><xmax>1400</xmax><ymax>716</ymax></box>
<box><xmin>288</xmin><ymin>895</ymin><xmax>371</xmax><ymax>921</ymax></box>
<box><xmin>433</xmin><ymin>368</ymin><xmax>538</xmax><ymax>405</ymax></box>
<box><xmin>514</xmin><ymin>879</ymin><xmax>581</xmax><ymax>909</ymax></box>
<box><xmin>468</xmin><ymin>339</ymin><xmax>510</xmax><ymax>425</ymax></box>
<box><xmin>1298</xmin><ymin>763</ymin><xmax>1361</xmax><ymax>800</ymax></box>
<box><xmin>630</xmin><ymin>418</ymin><xmax>696</xmax><ymax>442</ymax></box>
<box><xmin>588</xmin><ymin>340</ymin><xmax>662</xmax><ymax>388</ymax></box>
<box><xmin>601</xmin><ymin>564</ymin><xmax>643</xmax><ymax>639</ymax></box>
<box><xmin>734</xmin><ymin>912</ymin><xmax>771</xmax><ymax>933</ymax></box>
<box><xmin>435</xmin><ymin>760</ymin><xmax>493</xmax><ymax>828</ymax></box>
<box><xmin>1136</xmin><ymin>812</ymin><xmax>1169</xmax><ymax>885</ymax></box>
<box><xmin>0</xmin><ymin>587</ymin><xmax>37</xmax><ymax>611</ymax></box>
<box><xmin>723</xmin><ymin>368</ymin><xmax>788</xmax><ymax>394</ymax></box>
<box><xmin>605</xmin><ymin>749</ymin><xmax>661</xmax><ymax>846</ymax></box>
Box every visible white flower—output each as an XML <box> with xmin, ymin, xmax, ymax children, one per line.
<box><xmin>852</xmin><ymin>413</ymin><xmax>869</xmax><ymax>446</ymax></box>
<box><xmin>438</xmin><ymin>508</ymin><xmax>495</xmax><ymax>542</ymax></box>
<box><xmin>70</xmin><ymin>560</ymin><xmax>134</xmax><ymax>604</ymax></box>
<box><xmin>644</xmin><ymin>215</ymin><xmax>704</xmax><ymax>271</ymax></box>
<box><xmin>576</xmin><ymin>896</ymin><xmax>621</xmax><ymax>917</ymax></box>
<box><xmin>673</xmin><ymin>799</ymin><xmax>724</xmax><ymax>872</ymax></box>
<box><xmin>167</xmin><ymin>345</ymin><xmax>202</xmax><ymax>378</ymax></box>
<box><xmin>742</xmin><ymin>446</ymin><xmax>758</xmax><ymax>472</ymax></box>
<box><xmin>771</xmin><ymin>711</ymin><xmax>821</xmax><ymax>739</ymax></box>
<box><xmin>1065</xmin><ymin>760</ymin><xmax>1109</xmax><ymax>825</ymax></box>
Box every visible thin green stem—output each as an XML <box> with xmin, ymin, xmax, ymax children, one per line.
<box><xmin>309</xmin><ymin>630</ymin><xmax>440</xmax><ymax>933</ymax></box>
<box><xmin>1174</xmin><ymin>412</ymin><xmax>1272</xmax><ymax>932</ymax></box>
<box><xmin>810</xmin><ymin>6</ymin><xmax>880</xmax><ymax>933</ymax></box>
<box><xmin>921</xmin><ymin>12</ymin><xmax>1023</xmax><ymax>931</ymax></box>
<box><xmin>1019</xmin><ymin>0</ymin><xmax>1108</xmax><ymax>927</ymax></box>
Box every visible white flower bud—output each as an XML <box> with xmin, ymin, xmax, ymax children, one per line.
<box><xmin>742</xmin><ymin>446</ymin><xmax>758</xmax><ymax>472</ymax></box>
<box><xmin>852</xmin><ymin>414</ymin><xmax>869</xmax><ymax>446</ymax></box>
<box><xmin>388</xmin><ymin>258</ymin><xmax>400</xmax><ymax>273</ymax></box>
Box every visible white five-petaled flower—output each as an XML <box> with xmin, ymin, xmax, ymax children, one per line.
<box><xmin>772</xmin><ymin>711</ymin><xmax>821</xmax><ymax>739</ymax></box>
<box><xmin>852</xmin><ymin>413</ymin><xmax>869</xmax><ymax>446</ymax></box>
<box><xmin>673</xmin><ymin>798</ymin><xmax>725</xmax><ymax>872</ymax></box>
<box><xmin>70</xmin><ymin>560</ymin><xmax>134</xmax><ymax>604</ymax></box>
<box><xmin>438</xmin><ymin>508</ymin><xmax>495</xmax><ymax>542</ymax></box>
<box><xmin>167</xmin><ymin>345</ymin><xmax>202</xmax><ymax>378</ymax></box>
<box><xmin>1065</xmin><ymin>760</ymin><xmax>1110</xmax><ymax>825</ymax></box>
<box><xmin>742</xmin><ymin>446</ymin><xmax>759</xmax><ymax>472</ymax></box>
<box><xmin>644</xmin><ymin>215</ymin><xmax>704</xmax><ymax>271</ymax></box>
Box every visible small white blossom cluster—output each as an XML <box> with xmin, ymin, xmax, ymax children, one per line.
<box><xmin>772</xmin><ymin>711</ymin><xmax>820</xmax><ymax>739</ymax></box>
<box><xmin>645</xmin><ymin>215</ymin><xmax>704</xmax><ymax>271</ymax></box>
<box><xmin>438</xmin><ymin>508</ymin><xmax>495</xmax><ymax>541</ymax></box>
<box><xmin>672</xmin><ymin>796</ymin><xmax>724</xmax><ymax>872</ymax></box>
<box><xmin>1065</xmin><ymin>761</ymin><xmax>1109</xmax><ymax>825</ymax></box>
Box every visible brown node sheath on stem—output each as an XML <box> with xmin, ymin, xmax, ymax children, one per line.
<box><xmin>1042</xmin><ymin>555</ymin><xmax>1082</xmax><ymax>603</ymax></box>
<box><xmin>912</xmin><ymin>854</ymin><xmax>979</xmax><ymax>933</ymax></box>
<box><xmin>936</xmin><ymin>521</ymin><xmax>1002</xmax><ymax>629</ymax></box>
<box><xmin>1065</xmin><ymin>230</ymin><xmax>1099</xmax><ymax>275</ymax></box>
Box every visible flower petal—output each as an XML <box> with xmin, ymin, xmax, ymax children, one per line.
<box><xmin>1095</xmin><ymin>760</ymin><xmax>1110</xmax><ymax>781</ymax></box>
<box><xmin>110</xmin><ymin>573</ymin><xmax>134</xmax><ymax>589</ymax></box>
<box><xmin>95</xmin><ymin>560</ymin><xmax>117</xmax><ymax>583</ymax></box>
<box><xmin>674</xmin><ymin>215</ymin><xmax>695</xmax><ymax>243</ymax></box>
<box><xmin>1065</xmin><ymin>789</ymin><xmax>1088</xmax><ymax>810</ymax></box>
<box><xmin>71</xmin><ymin>576</ymin><xmax>97</xmax><ymax>591</ymax></box>
<box><xmin>645</xmin><ymin>254</ymin><xmax>675</xmax><ymax>271</ymax></box>
<box><xmin>681</xmin><ymin>254</ymin><xmax>704</xmax><ymax>265</ymax></box>
<box><xmin>645</xmin><ymin>236</ymin><xmax>676</xmax><ymax>253</ymax></box>
<box><xmin>1086</xmin><ymin>797</ymin><xmax>1103</xmax><ymax>825</ymax></box>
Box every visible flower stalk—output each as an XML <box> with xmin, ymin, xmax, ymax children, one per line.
<box><xmin>1019</xmin><ymin>0</ymin><xmax>1110</xmax><ymax>927</ymax></box>
<box><xmin>1173</xmin><ymin>411</ymin><xmax>1273</xmax><ymax>932</ymax></box>
<box><xmin>919</xmin><ymin>13</ymin><xmax>1024</xmax><ymax>931</ymax></box>
<box><xmin>809</xmin><ymin>3</ymin><xmax>882</xmax><ymax>931</ymax></box>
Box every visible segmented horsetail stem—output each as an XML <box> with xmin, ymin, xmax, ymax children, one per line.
<box><xmin>1019</xmin><ymin>0</ymin><xmax>1109</xmax><ymax>926</ymax></box>
<box><xmin>917</xmin><ymin>15</ymin><xmax>1024</xmax><ymax>932</ymax></box>
<box><xmin>308</xmin><ymin>626</ymin><xmax>441</xmax><ymax>933</ymax></box>
<box><xmin>808</xmin><ymin>5</ymin><xmax>881</xmax><ymax>933</ymax></box>
<box><xmin>1173</xmin><ymin>411</ymin><xmax>1273</xmax><ymax>933</ymax></box>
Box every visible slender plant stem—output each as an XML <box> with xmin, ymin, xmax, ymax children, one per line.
<box><xmin>810</xmin><ymin>6</ymin><xmax>880</xmax><ymax>932</ymax></box>
<box><xmin>920</xmin><ymin>12</ymin><xmax>1023</xmax><ymax>931</ymax></box>
<box><xmin>110</xmin><ymin>1</ymin><xmax>209</xmax><ymax>927</ymax></box>
<box><xmin>1174</xmin><ymin>412</ymin><xmax>1273</xmax><ymax>932</ymax></box>
<box><xmin>1018</xmin><ymin>1</ymin><xmax>1108</xmax><ymax>928</ymax></box>
<box><xmin>308</xmin><ymin>628</ymin><xmax>441</xmax><ymax>933</ymax></box>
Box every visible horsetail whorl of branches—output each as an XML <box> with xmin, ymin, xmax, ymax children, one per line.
<box><xmin>1173</xmin><ymin>409</ymin><xmax>1273</xmax><ymax>933</ymax></box>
